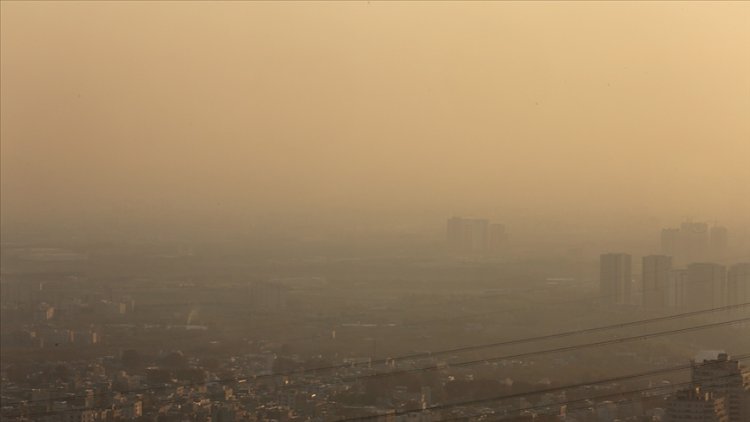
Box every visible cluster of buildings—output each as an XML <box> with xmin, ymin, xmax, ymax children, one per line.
<box><xmin>0</xmin><ymin>279</ymin><xmax>135</xmax><ymax>350</ymax></box>
<box><xmin>4</xmin><ymin>347</ymin><xmax>747</xmax><ymax>422</ymax></box>
<box><xmin>1</xmin><ymin>280</ymin><xmax>135</xmax><ymax>323</ymax></box>
<box><xmin>599</xmin><ymin>221</ymin><xmax>747</xmax><ymax>309</ymax></box>
<box><xmin>3</xmin><ymin>326</ymin><xmax>99</xmax><ymax>349</ymax></box>
<box><xmin>445</xmin><ymin>217</ymin><xmax>507</xmax><ymax>254</ymax></box>
<box><xmin>0</xmin><ymin>349</ymin><xmax>440</xmax><ymax>422</ymax></box>
<box><xmin>661</xmin><ymin>222</ymin><xmax>729</xmax><ymax>265</ymax></box>
<box><xmin>600</xmin><ymin>253</ymin><xmax>748</xmax><ymax>309</ymax></box>
<box><xmin>664</xmin><ymin>353</ymin><xmax>750</xmax><ymax>422</ymax></box>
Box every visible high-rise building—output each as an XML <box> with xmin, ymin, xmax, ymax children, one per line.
<box><xmin>446</xmin><ymin>217</ymin><xmax>494</xmax><ymax>253</ymax></box>
<box><xmin>666</xmin><ymin>269</ymin><xmax>688</xmax><ymax>309</ymax></box>
<box><xmin>600</xmin><ymin>253</ymin><xmax>632</xmax><ymax>305</ymax></box>
<box><xmin>464</xmin><ymin>218</ymin><xmax>489</xmax><ymax>251</ymax></box>
<box><xmin>661</xmin><ymin>221</ymin><xmax>718</xmax><ymax>265</ymax></box>
<box><xmin>686</xmin><ymin>263</ymin><xmax>727</xmax><ymax>309</ymax></box>
<box><xmin>487</xmin><ymin>223</ymin><xmax>507</xmax><ymax>251</ymax></box>
<box><xmin>642</xmin><ymin>255</ymin><xmax>672</xmax><ymax>309</ymax></box>
<box><xmin>691</xmin><ymin>353</ymin><xmax>750</xmax><ymax>422</ymax></box>
<box><xmin>710</xmin><ymin>226</ymin><xmax>729</xmax><ymax>259</ymax></box>
<box><xmin>662</xmin><ymin>228</ymin><xmax>681</xmax><ymax>257</ymax></box>
<box><xmin>681</xmin><ymin>221</ymin><xmax>710</xmax><ymax>264</ymax></box>
<box><xmin>727</xmin><ymin>263</ymin><xmax>750</xmax><ymax>307</ymax></box>
<box><xmin>666</xmin><ymin>387</ymin><xmax>729</xmax><ymax>422</ymax></box>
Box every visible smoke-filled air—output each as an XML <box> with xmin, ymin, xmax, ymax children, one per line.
<box><xmin>1</xmin><ymin>2</ymin><xmax>749</xmax><ymax>422</ymax></box>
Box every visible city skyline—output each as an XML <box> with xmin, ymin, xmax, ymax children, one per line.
<box><xmin>1</xmin><ymin>2</ymin><xmax>749</xmax><ymax>422</ymax></box>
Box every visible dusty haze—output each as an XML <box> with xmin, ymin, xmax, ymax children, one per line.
<box><xmin>2</xmin><ymin>4</ymin><xmax>750</xmax><ymax>420</ymax></box>
<box><xmin>2</xmin><ymin>1</ymin><xmax>749</xmax><ymax>240</ymax></box>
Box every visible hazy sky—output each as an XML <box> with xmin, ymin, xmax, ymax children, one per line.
<box><xmin>2</xmin><ymin>2</ymin><xmax>749</xmax><ymax>236</ymax></box>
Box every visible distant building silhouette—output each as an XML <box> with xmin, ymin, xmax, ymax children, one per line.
<box><xmin>727</xmin><ymin>263</ymin><xmax>750</xmax><ymax>307</ymax></box>
<box><xmin>446</xmin><ymin>217</ymin><xmax>506</xmax><ymax>253</ymax></box>
<box><xmin>666</xmin><ymin>268</ymin><xmax>688</xmax><ymax>309</ymax></box>
<box><xmin>488</xmin><ymin>223</ymin><xmax>507</xmax><ymax>251</ymax></box>
<box><xmin>642</xmin><ymin>255</ymin><xmax>672</xmax><ymax>309</ymax></box>
<box><xmin>666</xmin><ymin>387</ymin><xmax>729</xmax><ymax>422</ymax></box>
<box><xmin>710</xmin><ymin>225</ymin><xmax>729</xmax><ymax>259</ymax></box>
<box><xmin>661</xmin><ymin>221</ymin><xmax>727</xmax><ymax>265</ymax></box>
<box><xmin>600</xmin><ymin>253</ymin><xmax>632</xmax><ymax>305</ymax></box>
<box><xmin>686</xmin><ymin>263</ymin><xmax>727</xmax><ymax>309</ymax></box>
<box><xmin>681</xmin><ymin>221</ymin><xmax>711</xmax><ymax>264</ymax></box>
<box><xmin>661</xmin><ymin>228</ymin><xmax>681</xmax><ymax>257</ymax></box>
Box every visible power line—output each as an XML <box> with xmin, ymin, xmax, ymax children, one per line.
<box><xmin>9</xmin><ymin>269</ymin><xmax>742</xmax><ymax>403</ymax></box>
<box><xmin>346</xmin><ymin>302</ymin><xmax>750</xmax><ymax>365</ymax></box>
<box><xmin>13</xmin><ymin>352</ymin><xmax>748</xmax><ymax>419</ymax></box>
<box><xmin>11</xmin><ymin>305</ymin><xmax>750</xmax><ymax>408</ymax></box>
<box><xmin>89</xmin><ymin>271</ymin><xmax>750</xmax><ymax>357</ymax></box>
<box><xmin>4</xmin><ymin>310</ymin><xmax>747</xmax><ymax>410</ymax></box>
<box><xmin>393</xmin><ymin>256</ymin><xmax>750</xmax><ymax>330</ymax></box>
<box><xmin>333</xmin><ymin>355</ymin><xmax>750</xmax><ymax>422</ymax></box>
<box><xmin>64</xmin><ymin>252</ymin><xmax>750</xmax><ymax>334</ymax></box>
<box><xmin>5</xmin><ymin>303</ymin><xmax>746</xmax><ymax>406</ymax></box>
<box><xmin>332</xmin><ymin>316</ymin><xmax>750</xmax><ymax>384</ymax></box>
<box><xmin>440</xmin><ymin>369</ymin><xmax>747</xmax><ymax>422</ymax></box>
<box><xmin>18</xmin><ymin>263</ymin><xmax>745</xmax><ymax>358</ymax></box>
